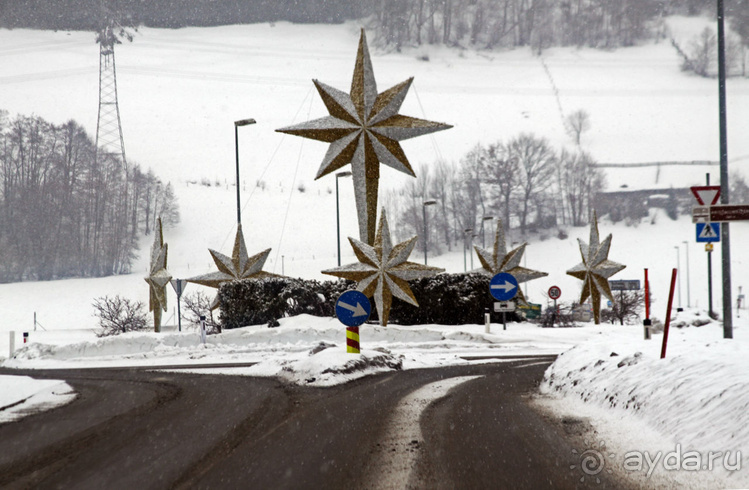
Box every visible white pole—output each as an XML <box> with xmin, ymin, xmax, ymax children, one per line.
<box><xmin>9</xmin><ymin>331</ymin><xmax>15</xmax><ymax>358</ymax></box>
<box><xmin>484</xmin><ymin>308</ymin><xmax>490</xmax><ymax>334</ymax></box>
<box><xmin>200</xmin><ymin>315</ymin><xmax>207</xmax><ymax>344</ymax></box>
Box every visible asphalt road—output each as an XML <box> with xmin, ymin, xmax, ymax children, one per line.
<box><xmin>0</xmin><ymin>358</ymin><xmax>628</xmax><ymax>489</ymax></box>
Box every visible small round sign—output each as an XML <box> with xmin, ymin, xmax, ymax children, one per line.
<box><xmin>548</xmin><ymin>285</ymin><xmax>562</xmax><ymax>300</ymax></box>
<box><xmin>335</xmin><ymin>290</ymin><xmax>371</xmax><ymax>327</ymax></box>
<box><xmin>490</xmin><ymin>273</ymin><xmax>519</xmax><ymax>301</ymax></box>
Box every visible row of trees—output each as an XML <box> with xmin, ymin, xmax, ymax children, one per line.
<box><xmin>368</xmin><ymin>0</ymin><xmax>668</xmax><ymax>51</ymax></box>
<box><xmin>384</xmin><ymin>132</ymin><xmax>605</xmax><ymax>256</ymax></box>
<box><xmin>367</xmin><ymin>0</ymin><xmax>749</xmax><ymax>52</ymax></box>
<box><xmin>0</xmin><ymin>0</ymin><xmax>365</xmax><ymax>30</ymax></box>
<box><xmin>0</xmin><ymin>111</ymin><xmax>178</xmax><ymax>282</ymax></box>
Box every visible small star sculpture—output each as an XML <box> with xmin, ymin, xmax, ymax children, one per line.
<box><xmin>144</xmin><ymin>217</ymin><xmax>172</xmax><ymax>332</ymax></box>
<box><xmin>187</xmin><ymin>224</ymin><xmax>279</xmax><ymax>309</ymax></box>
<box><xmin>277</xmin><ymin>29</ymin><xmax>451</xmax><ymax>245</ymax></box>
<box><xmin>566</xmin><ymin>211</ymin><xmax>626</xmax><ymax>324</ymax></box>
<box><xmin>474</xmin><ymin>219</ymin><xmax>547</xmax><ymax>306</ymax></box>
<box><xmin>322</xmin><ymin>210</ymin><xmax>444</xmax><ymax>326</ymax></box>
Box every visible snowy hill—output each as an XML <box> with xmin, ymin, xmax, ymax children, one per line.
<box><xmin>0</xmin><ymin>15</ymin><xmax>747</xmax><ymax>330</ymax></box>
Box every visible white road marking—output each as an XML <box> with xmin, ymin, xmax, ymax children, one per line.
<box><xmin>364</xmin><ymin>375</ymin><xmax>482</xmax><ymax>489</ymax></box>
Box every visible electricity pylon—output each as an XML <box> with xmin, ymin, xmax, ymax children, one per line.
<box><xmin>94</xmin><ymin>24</ymin><xmax>127</xmax><ymax>169</ymax></box>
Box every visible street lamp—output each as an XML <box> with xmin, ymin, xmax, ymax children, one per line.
<box><xmin>335</xmin><ymin>171</ymin><xmax>352</xmax><ymax>266</ymax></box>
<box><xmin>423</xmin><ymin>200</ymin><xmax>437</xmax><ymax>265</ymax></box>
<box><xmin>471</xmin><ymin>233</ymin><xmax>479</xmax><ymax>269</ymax></box>
<box><xmin>481</xmin><ymin>216</ymin><xmax>494</xmax><ymax>248</ymax></box>
<box><xmin>675</xmin><ymin>245</ymin><xmax>682</xmax><ymax>308</ymax></box>
<box><xmin>682</xmin><ymin>241</ymin><xmax>691</xmax><ymax>308</ymax></box>
<box><xmin>463</xmin><ymin>228</ymin><xmax>473</xmax><ymax>272</ymax></box>
<box><xmin>234</xmin><ymin>118</ymin><xmax>256</xmax><ymax>225</ymax></box>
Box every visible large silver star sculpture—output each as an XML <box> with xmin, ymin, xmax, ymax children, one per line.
<box><xmin>144</xmin><ymin>217</ymin><xmax>172</xmax><ymax>332</ymax></box>
<box><xmin>566</xmin><ymin>211</ymin><xmax>626</xmax><ymax>324</ymax></box>
<box><xmin>322</xmin><ymin>210</ymin><xmax>443</xmax><ymax>326</ymax></box>
<box><xmin>187</xmin><ymin>224</ymin><xmax>279</xmax><ymax>309</ymax></box>
<box><xmin>277</xmin><ymin>29</ymin><xmax>451</xmax><ymax>246</ymax></box>
<box><xmin>473</xmin><ymin>219</ymin><xmax>547</xmax><ymax>306</ymax></box>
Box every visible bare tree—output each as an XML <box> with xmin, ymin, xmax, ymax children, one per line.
<box><xmin>480</xmin><ymin>141</ymin><xmax>519</xmax><ymax>228</ymax></box>
<box><xmin>507</xmin><ymin>134</ymin><xmax>557</xmax><ymax>236</ymax></box>
<box><xmin>558</xmin><ymin>149</ymin><xmax>604</xmax><ymax>226</ymax></box>
<box><xmin>93</xmin><ymin>295</ymin><xmax>148</xmax><ymax>337</ymax></box>
<box><xmin>565</xmin><ymin>109</ymin><xmax>591</xmax><ymax>146</ymax></box>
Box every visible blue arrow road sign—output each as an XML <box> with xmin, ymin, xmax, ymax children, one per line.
<box><xmin>336</xmin><ymin>290</ymin><xmax>371</xmax><ymax>327</ymax></box>
<box><xmin>696</xmin><ymin>223</ymin><xmax>720</xmax><ymax>243</ymax></box>
<box><xmin>490</xmin><ymin>272</ymin><xmax>519</xmax><ymax>301</ymax></box>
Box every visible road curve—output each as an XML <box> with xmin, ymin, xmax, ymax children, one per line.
<box><xmin>0</xmin><ymin>358</ymin><xmax>626</xmax><ymax>489</ymax></box>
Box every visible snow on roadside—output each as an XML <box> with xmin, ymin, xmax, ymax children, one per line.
<box><xmin>538</xmin><ymin>310</ymin><xmax>749</xmax><ymax>487</ymax></box>
<box><xmin>0</xmin><ymin>375</ymin><xmax>76</xmax><ymax>424</ymax></box>
<box><xmin>1</xmin><ymin>314</ymin><xmax>602</xmax><ymax>373</ymax></box>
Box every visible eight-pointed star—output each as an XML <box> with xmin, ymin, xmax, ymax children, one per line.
<box><xmin>473</xmin><ymin>219</ymin><xmax>547</xmax><ymax>306</ymax></box>
<box><xmin>144</xmin><ymin>217</ymin><xmax>171</xmax><ymax>316</ymax></box>
<box><xmin>277</xmin><ymin>29</ymin><xmax>451</xmax><ymax>245</ymax></box>
<box><xmin>322</xmin><ymin>210</ymin><xmax>443</xmax><ymax>326</ymax></box>
<box><xmin>187</xmin><ymin>224</ymin><xmax>279</xmax><ymax>309</ymax></box>
<box><xmin>566</xmin><ymin>211</ymin><xmax>626</xmax><ymax>324</ymax></box>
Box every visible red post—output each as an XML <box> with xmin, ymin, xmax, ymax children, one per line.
<box><xmin>644</xmin><ymin>268</ymin><xmax>652</xmax><ymax>339</ymax></box>
<box><xmin>660</xmin><ymin>268</ymin><xmax>678</xmax><ymax>359</ymax></box>
<box><xmin>644</xmin><ymin>268</ymin><xmax>650</xmax><ymax>319</ymax></box>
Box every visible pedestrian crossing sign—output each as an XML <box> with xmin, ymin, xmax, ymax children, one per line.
<box><xmin>696</xmin><ymin>223</ymin><xmax>720</xmax><ymax>243</ymax></box>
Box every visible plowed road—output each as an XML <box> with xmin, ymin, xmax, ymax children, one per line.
<box><xmin>0</xmin><ymin>358</ymin><xmax>627</xmax><ymax>489</ymax></box>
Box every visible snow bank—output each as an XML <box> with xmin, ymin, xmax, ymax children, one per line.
<box><xmin>539</xmin><ymin>311</ymin><xmax>749</xmax><ymax>487</ymax></box>
<box><xmin>0</xmin><ymin>375</ymin><xmax>75</xmax><ymax>423</ymax></box>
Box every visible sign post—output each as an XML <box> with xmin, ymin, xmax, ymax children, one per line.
<box><xmin>490</xmin><ymin>273</ymin><xmax>518</xmax><ymax>331</ymax></box>
<box><xmin>609</xmin><ymin>280</ymin><xmax>641</xmax><ymax>325</ymax></box>
<box><xmin>691</xmin><ymin>183</ymin><xmax>728</xmax><ymax>325</ymax></box>
<box><xmin>335</xmin><ymin>290</ymin><xmax>371</xmax><ymax>353</ymax></box>
<box><xmin>170</xmin><ymin>279</ymin><xmax>188</xmax><ymax>332</ymax></box>
<box><xmin>199</xmin><ymin>316</ymin><xmax>207</xmax><ymax>344</ymax></box>
<box><xmin>548</xmin><ymin>286</ymin><xmax>561</xmax><ymax>327</ymax></box>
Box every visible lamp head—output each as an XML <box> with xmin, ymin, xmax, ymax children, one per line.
<box><xmin>235</xmin><ymin>118</ymin><xmax>256</xmax><ymax>127</ymax></box>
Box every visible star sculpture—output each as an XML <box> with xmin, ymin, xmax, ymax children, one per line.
<box><xmin>566</xmin><ymin>211</ymin><xmax>626</xmax><ymax>324</ymax></box>
<box><xmin>187</xmin><ymin>224</ymin><xmax>279</xmax><ymax>309</ymax></box>
<box><xmin>473</xmin><ymin>219</ymin><xmax>548</xmax><ymax>306</ymax></box>
<box><xmin>322</xmin><ymin>210</ymin><xmax>443</xmax><ymax>326</ymax></box>
<box><xmin>277</xmin><ymin>29</ymin><xmax>451</xmax><ymax>246</ymax></box>
<box><xmin>144</xmin><ymin>217</ymin><xmax>172</xmax><ymax>332</ymax></box>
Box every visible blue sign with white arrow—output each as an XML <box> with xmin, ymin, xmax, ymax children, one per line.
<box><xmin>335</xmin><ymin>290</ymin><xmax>372</xmax><ymax>327</ymax></box>
<box><xmin>489</xmin><ymin>272</ymin><xmax>519</xmax><ymax>301</ymax></box>
<box><xmin>696</xmin><ymin>223</ymin><xmax>720</xmax><ymax>243</ymax></box>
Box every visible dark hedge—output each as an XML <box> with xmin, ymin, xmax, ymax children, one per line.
<box><xmin>218</xmin><ymin>273</ymin><xmax>523</xmax><ymax>329</ymax></box>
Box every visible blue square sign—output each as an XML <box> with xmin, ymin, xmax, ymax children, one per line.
<box><xmin>696</xmin><ymin>223</ymin><xmax>720</xmax><ymax>243</ymax></box>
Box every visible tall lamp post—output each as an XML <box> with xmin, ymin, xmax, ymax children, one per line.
<box><xmin>463</xmin><ymin>228</ymin><xmax>473</xmax><ymax>272</ymax></box>
<box><xmin>423</xmin><ymin>199</ymin><xmax>437</xmax><ymax>265</ymax></box>
<box><xmin>471</xmin><ymin>233</ymin><xmax>479</xmax><ymax>269</ymax></box>
<box><xmin>682</xmin><ymin>240</ymin><xmax>691</xmax><ymax>308</ymax></box>
<box><xmin>335</xmin><ymin>171</ymin><xmax>352</xmax><ymax>266</ymax></box>
<box><xmin>675</xmin><ymin>245</ymin><xmax>682</xmax><ymax>308</ymax></box>
<box><xmin>481</xmin><ymin>216</ymin><xmax>493</xmax><ymax>248</ymax></box>
<box><xmin>234</xmin><ymin>118</ymin><xmax>256</xmax><ymax>225</ymax></box>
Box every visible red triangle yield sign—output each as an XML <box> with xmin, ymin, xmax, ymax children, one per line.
<box><xmin>690</xmin><ymin>186</ymin><xmax>721</xmax><ymax>205</ymax></box>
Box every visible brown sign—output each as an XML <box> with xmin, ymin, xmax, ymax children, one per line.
<box><xmin>693</xmin><ymin>205</ymin><xmax>749</xmax><ymax>223</ymax></box>
<box><xmin>708</xmin><ymin>205</ymin><xmax>749</xmax><ymax>222</ymax></box>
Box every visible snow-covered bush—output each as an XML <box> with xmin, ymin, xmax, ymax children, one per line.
<box><xmin>93</xmin><ymin>296</ymin><xmax>148</xmax><ymax>337</ymax></box>
<box><xmin>219</xmin><ymin>273</ymin><xmax>520</xmax><ymax>328</ymax></box>
<box><xmin>219</xmin><ymin>278</ymin><xmax>354</xmax><ymax>329</ymax></box>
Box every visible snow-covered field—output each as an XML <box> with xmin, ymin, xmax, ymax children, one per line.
<box><xmin>1</xmin><ymin>15</ymin><xmax>749</xmax><ymax>487</ymax></box>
